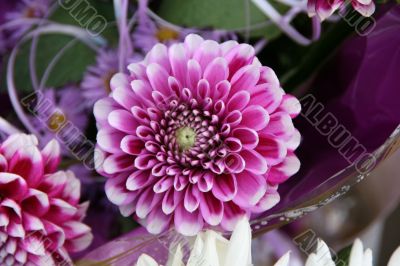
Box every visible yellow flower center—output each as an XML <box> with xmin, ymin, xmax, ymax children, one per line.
<box><xmin>176</xmin><ymin>127</ymin><xmax>196</xmax><ymax>151</ymax></box>
<box><xmin>103</xmin><ymin>71</ymin><xmax>116</xmax><ymax>94</ymax></box>
<box><xmin>155</xmin><ymin>27</ymin><xmax>179</xmax><ymax>42</ymax></box>
<box><xmin>48</xmin><ymin>111</ymin><xmax>66</xmax><ymax>132</ymax></box>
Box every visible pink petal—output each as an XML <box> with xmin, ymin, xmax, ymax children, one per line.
<box><xmin>232</xmin><ymin>127</ymin><xmax>259</xmax><ymax>149</ymax></box>
<box><xmin>8</xmin><ymin>146</ymin><xmax>44</xmax><ymax>187</ymax></box>
<box><xmin>286</xmin><ymin>129</ymin><xmax>301</xmax><ymax>151</ymax></box>
<box><xmin>105</xmin><ymin>175</ymin><xmax>138</xmax><ymax>205</ymax></box>
<box><xmin>263</xmin><ymin>112</ymin><xmax>295</xmax><ymax>139</ymax></box>
<box><xmin>108</xmin><ymin>109</ymin><xmax>139</xmax><ymax>134</ymax></box>
<box><xmin>126</xmin><ymin>170</ymin><xmax>152</xmax><ymax>191</ymax></box>
<box><xmin>187</xmin><ymin>59</ymin><xmax>202</xmax><ymax>92</ymax></box>
<box><xmin>169</xmin><ymin>43</ymin><xmax>188</xmax><ymax>86</ymax></box>
<box><xmin>227</xmin><ymin>91</ymin><xmax>250</xmax><ymax>112</ymax></box>
<box><xmin>112</xmin><ymin>86</ymin><xmax>140</xmax><ymax>110</ymax></box>
<box><xmin>203</xmin><ymin>57</ymin><xmax>229</xmax><ymax>91</ymax></box>
<box><xmin>184</xmin><ymin>34</ymin><xmax>204</xmax><ymax>58</ymax></box>
<box><xmin>268</xmin><ymin>152</ymin><xmax>300</xmax><ymax>184</ymax></box>
<box><xmin>233</xmin><ymin>170</ymin><xmax>267</xmax><ymax>207</ymax></box>
<box><xmin>259</xmin><ymin>66</ymin><xmax>280</xmax><ymax>87</ymax></box>
<box><xmin>136</xmin><ymin>187</ymin><xmax>162</xmax><ymax>219</ymax></box>
<box><xmin>134</xmin><ymin>153</ymin><xmax>157</xmax><ymax>170</ymax></box>
<box><xmin>193</xmin><ymin>40</ymin><xmax>221</xmax><ymax>71</ymax></box>
<box><xmin>41</xmin><ymin>139</ymin><xmax>61</xmax><ymax>174</ymax></box>
<box><xmin>0</xmin><ymin>154</ymin><xmax>7</xmax><ymax>172</ymax></box>
<box><xmin>250</xmin><ymin>188</ymin><xmax>280</xmax><ymax>213</ymax></box>
<box><xmin>21</xmin><ymin>235</ymin><xmax>46</xmax><ymax>256</ymax></box>
<box><xmin>130</xmin><ymin>80</ymin><xmax>154</xmax><ymax>106</ymax></box>
<box><xmin>110</xmin><ymin>73</ymin><xmax>130</xmax><ymax>91</ymax></box>
<box><xmin>103</xmin><ymin>153</ymin><xmax>135</xmax><ymax>174</ymax></box>
<box><xmin>184</xmin><ymin>186</ymin><xmax>200</xmax><ymax>212</ymax></box>
<box><xmin>146</xmin><ymin>206</ymin><xmax>172</xmax><ymax>234</ymax></box>
<box><xmin>153</xmin><ymin>176</ymin><xmax>174</xmax><ymax>193</ymax></box>
<box><xmin>225</xmin><ymin>137</ymin><xmax>243</xmax><ymax>153</ymax></box>
<box><xmin>146</xmin><ymin>43</ymin><xmax>170</xmax><ymax>72</ymax></box>
<box><xmin>230</xmin><ymin>65</ymin><xmax>260</xmax><ymax>94</ymax></box>
<box><xmin>211</xmin><ymin>173</ymin><xmax>237</xmax><ymax>201</ymax></box>
<box><xmin>120</xmin><ymin>135</ymin><xmax>144</xmax><ymax>155</ymax></box>
<box><xmin>2</xmin><ymin>198</ymin><xmax>22</xmax><ymax>218</ymax></box>
<box><xmin>93</xmin><ymin>98</ymin><xmax>119</xmax><ymax>126</ymax></box>
<box><xmin>224</xmin><ymin>153</ymin><xmax>245</xmax><ymax>173</ymax></box>
<box><xmin>65</xmin><ymin>231</ymin><xmax>93</xmax><ymax>252</ymax></box>
<box><xmin>225</xmin><ymin>44</ymin><xmax>255</xmax><ymax>77</ymax></box>
<box><xmin>352</xmin><ymin>1</ymin><xmax>375</xmax><ymax>17</ymax></box>
<box><xmin>146</xmin><ymin>63</ymin><xmax>170</xmax><ymax>96</ymax></box>
<box><xmin>21</xmin><ymin>189</ymin><xmax>50</xmax><ymax>217</ymax></box>
<box><xmin>199</xmin><ymin>192</ymin><xmax>224</xmax><ymax>226</ymax></box>
<box><xmin>240</xmin><ymin>105</ymin><xmax>270</xmax><ymax>131</ymax></box>
<box><xmin>278</xmin><ymin>94</ymin><xmax>301</xmax><ymax>118</ymax></box>
<box><xmin>221</xmin><ymin>201</ymin><xmax>247</xmax><ymax>231</ymax></box>
<box><xmin>162</xmin><ymin>188</ymin><xmax>180</xmax><ymax>215</ymax></box>
<box><xmin>241</xmin><ymin>149</ymin><xmax>268</xmax><ymax>175</ymax></box>
<box><xmin>250</xmin><ymin>83</ymin><xmax>283</xmax><ymax>113</ymax></box>
<box><xmin>174</xmin><ymin>205</ymin><xmax>203</xmax><ymax>236</ymax></box>
<box><xmin>223</xmin><ymin>110</ymin><xmax>242</xmax><ymax>128</ymax></box>
<box><xmin>7</xmin><ymin>221</ymin><xmax>25</xmax><ymax>238</ymax></box>
<box><xmin>197</xmin><ymin>172</ymin><xmax>214</xmax><ymax>192</ymax></box>
<box><xmin>97</xmin><ymin>128</ymin><xmax>125</xmax><ymax>154</ymax></box>
<box><xmin>256</xmin><ymin>134</ymin><xmax>287</xmax><ymax>166</ymax></box>
<box><xmin>0</xmin><ymin>173</ymin><xmax>28</xmax><ymax>200</ymax></box>
<box><xmin>45</xmin><ymin>198</ymin><xmax>77</xmax><ymax>223</ymax></box>
<box><xmin>22</xmin><ymin>213</ymin><xmax>44</xmax><ymax>231</ymax></box>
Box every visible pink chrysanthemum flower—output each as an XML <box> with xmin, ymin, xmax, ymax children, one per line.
<box><xmin>0</xmin><ymin>134</ymin><xmax>92</xmax><ymax>265</ymax></box>
<box><xmin>307</xmin><ymin>0</ymin><xmax>375</xmax><ymax>21</ymax></box>
<box><xmin>94</xmin><ymin>34</ymin><xmax>301</xmax><ymax>236</ymax></box>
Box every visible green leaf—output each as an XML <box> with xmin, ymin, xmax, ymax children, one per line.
<box><xmin>280</xmin><ymin>19</ymin><xmax>355</xmax><ymax>89</ymax></box>
<box><xmin>3</xmin><ymin>34</ymin><xmax>96</xmax><ymax>93</ymax></box>
<box><xmin>1</xmin><ymin>0</ymin><xmax>118</xmax><ymax>93</ymax></box>
<box><xmin>335</xmin><ymin>245</ymin><xmax>352</xmax><ymax>266</ymax></box>
<box><xmin>156</xmin><ymin>0</ymin><xmax>288</xmax><ymax>40</ymax></box>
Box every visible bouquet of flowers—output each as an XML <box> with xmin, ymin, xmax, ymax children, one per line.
<box><xmin>0</xmin><ymin>0</ymin><xmax>399</xmax><ymax>265</ymax></box>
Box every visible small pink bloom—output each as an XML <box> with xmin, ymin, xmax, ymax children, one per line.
<box><xmin>308</xmin><ymin>0</ymin><xmax>375</xmax><ymax>21</ymax></box>
<box><xmin>95</xmin><ymin>34</ymin><xmax>301</xmax><ymax>236</ymax></box>
<box><xmin>0</xmin><ymin>134</ymin><xmax>92</xmax><ymax>265</ymax></box>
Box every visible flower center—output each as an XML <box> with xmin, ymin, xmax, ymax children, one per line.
<box><xmin>48</xmin><ymin>111</ymin><xmax>66</xmax><ymax>131</ymax></box>
<box><xmin>103</xmin><ymin>70</ymin><xmax>116</xmax><ymax>94</ymax></box>
<box><xmin>24</xmin><ymin>7</ymin><xmax>36</xmax><ymax>18</ymax></box>
<box><xmin>176</xmin><ymin>127</ymin><xmax>196</xmax><ymax>151</ymax></box>
<box><xmin>155</xmin><ymin>27</ymin><xmax>179</xmax><ymax>42</ymax></box>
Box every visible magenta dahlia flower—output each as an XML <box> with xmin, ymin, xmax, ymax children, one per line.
<box><xmin>0</xmin><ymin>133</ymin><xmax>92</xmax><ymax>265</ymax></box>
<box><xmin>94</xmin><ymin>34</ymin><xmax>301</xmax><ymax>236</ymax></box>
<box><xmin>307</xmin><ymin>0</ymin><xmax>375</xmax><ymax>21</ymax></box>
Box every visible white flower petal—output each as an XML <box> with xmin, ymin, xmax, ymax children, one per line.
<box><xmin>136</xmin><ymin>254</ymin><xmax>159</xmax><ymax>266</ymax></box>
<box><xmin>349</xmin><ymin>239</ymin><xmax>364</xmax><ymax>266</ymax></box>
<box><xmin>223</xmin><ymin>217</ymin><xmax>252</xmax><ymax>266</ymax></box>
<box><xmin>274</xmin><ymin>252</ymin><xmax>290</xmax><ymax>266</ymax></box>
<box><xmin>362</xmin><ymin>249</ymin><xmax>373</xmax><ymax>266</ymax></box>
<box><xmin>388</xmin><ymin>246</ymin><xmax>400</xmax><ymax>266</ymax></box>
<box><xmin>166</xmin><ymin>244</ymin><xmax>184</xmax><ymax>266</ymax></box>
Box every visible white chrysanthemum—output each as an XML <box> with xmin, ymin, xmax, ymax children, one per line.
<box><xmin>136</xmin><ymin>216</ymin><xmax>253</xmax><ymax>266</ymax></box>
<box><xmin>136</xmin><ymin>217</ymin><xmax>400</xmax><ymax>266</ymax></box>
